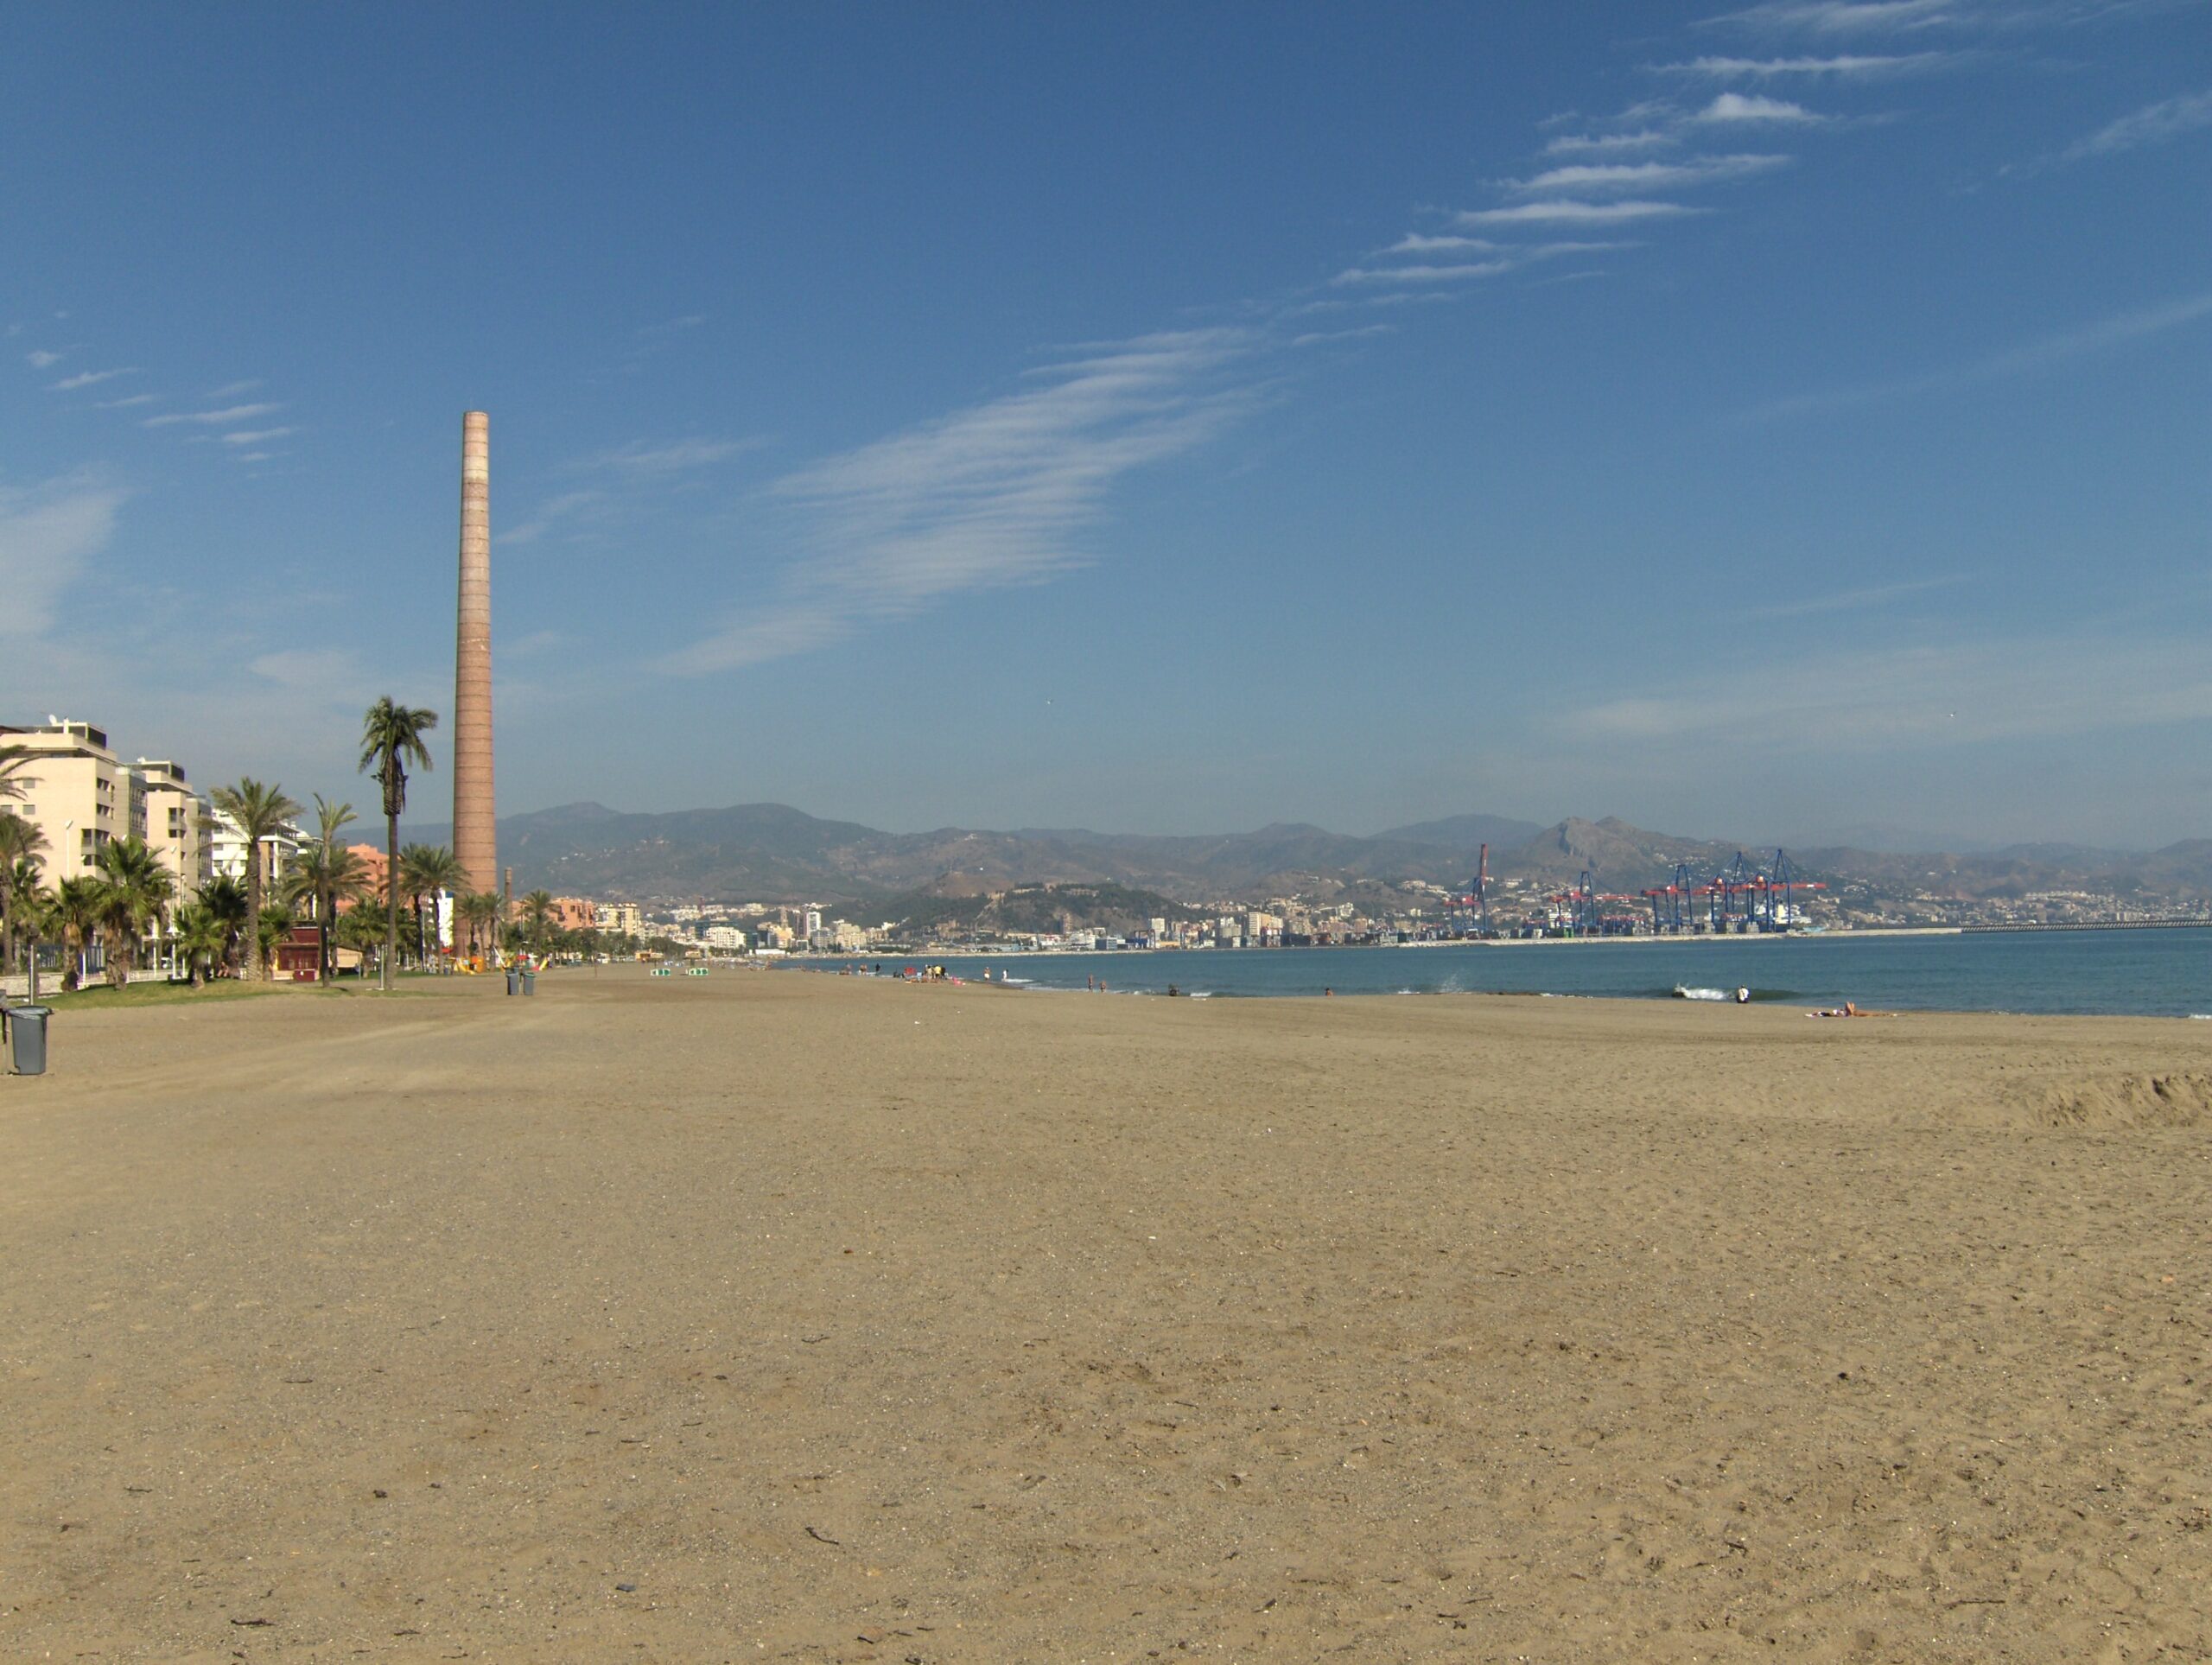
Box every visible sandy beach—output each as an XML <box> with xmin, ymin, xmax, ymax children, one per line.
<box><xmin>3</xmin><ymin>970</ymin><xmax>2207</xmax><ymax>1661</ymax></box>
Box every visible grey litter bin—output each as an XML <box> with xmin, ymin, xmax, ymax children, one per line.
<box><xmin>8</xmin><ymin>1006</ymin><xmax>51</xmax><ymax>1076</ymax></box>
<box><xmin>505</xmin><ymin>969</ymin><xmax>520</xmax><ymax>995</ymax></box>
<box><xmin>521</xmin><ymin>970</ymin><xmax>537</xmax><ymax>996</ymax></box>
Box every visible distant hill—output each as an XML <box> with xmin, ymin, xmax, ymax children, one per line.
<box><xmin>1489</xmin><ymin>817</ymin><xmax>1740</xmax><ymax>892</ymax></box>
<box><xmin>1375</xmin><ymin>813</ymin><xmax>1544</xmax><ymax>855</ymax></box>
<box><xmin>410</xmin><ymin>802</ymin><xmax>1520</xmax><ymax>901</ymax></box>
<box><xmin>402</xmin><ymin>800</ymin><xmax>2212</xmax><ymax>911</ymax></box>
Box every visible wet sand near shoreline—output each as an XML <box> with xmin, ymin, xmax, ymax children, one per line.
<box><xmin>3</xmin><ymin>972</ymin><xmax>2208</xmax><ymax>1661</ymax></box>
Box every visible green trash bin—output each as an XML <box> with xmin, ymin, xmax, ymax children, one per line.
<box><xmin>521</xmin><ymin>970</ymin><xmax>537</xmax><ymax>996</ymax></box>
<box><xmin>9</xmin><ymin>1005</ymin><xmax>51</xmax><ymax>1076</ymax></box>
<box><xmin>505</xmin><ymin>969</ymin><xmax>520</xmax><ymax>995</ymax></box>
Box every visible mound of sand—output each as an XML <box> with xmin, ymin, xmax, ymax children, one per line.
<box><xmin>2026</xmin><ymin>1069</ymin><xmax>2212</xmax><ymax>1128</ymax></box>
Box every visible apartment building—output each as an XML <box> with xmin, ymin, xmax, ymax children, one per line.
<box><xmin>211</xmin><ymin>810</ymin><xmax>305</xmax><ymax>894</ymax></box>
<box><xmin>597</xmin><ymin>900</ymin><xmax>644</xmax><ymax>938</ymax></box>
<box><xmin>137</xmin><ymin>759</ymin><xmax>215</xmax><ymax>899</ymax></box>
<box><xmin>550</xmin><ymin>897</ymin><xmax>596</xmax><ymax>931</ymax></box>
<box><xmin>1</xmin><ymin>718</ymin><xmax>148</xmax><ymax>886</ymax></box>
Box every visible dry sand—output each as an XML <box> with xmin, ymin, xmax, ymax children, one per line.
<box><xmin>3</xmin><ymin>969</ymin><xmax>2208</xmax><ymax>1662</ymax></box>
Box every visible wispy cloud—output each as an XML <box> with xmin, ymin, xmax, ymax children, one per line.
<box><xmin>143</xmin><ymin>402</ymin><xmax>282</xmax><ymax>428</ymax></box>
<box><xmin>1745</xmin><ymin>290</ymin><xmax>2212</xmax><ymax>418</ymax></box>
<box><xmin>664</xmin><ymin>329</ymin><xmax>1257</xmax><ymax>674</ymax></box>
<box><xmin>1554</xmin><ymin>632</ymin><xmax>2212</xmax><ymax>752</ymax></box>
<box><xmin>206</xmin><ymin>378</ymin><xmax>262</xmax><ymax>398</ymax></box>
<box><xmin>1290</xmin><ymin>324</ymin><xmax>1397</xmax><ymax>347</ymax></box>
<box><xmin>26</xmin><ymin>350</ymin><xmax>65</xmax><ymax>369</ymax></box>
<box><xmin>496</xmin><ymin>489</ymin><xmax>608</xmax><ymax>545</ymax></box>
<box><xmin>1505</xmin><ymin>154</ymin><xmax>1790</xmax><ymax>193</ymax></box>
<box><xmin>1382</xmin><ymin>233</ymin><xmax>1504</xmax><ymax>254</ymax></box>
<box><xmin>1707</xmin><ymin>0</ymin><xmax>2181</xmax><ymax>33</ymax></box>
<box><xmin>0</xmin><ymin>471</ymin><xmax>126</xmax><ymax>639</ymax></box>
<box><xmin>1657</xmin><ymin>52</ymin><xmax>1948</xmax><ymax>74</ymax></box>
<box><xmin>1457</xmin><ymin>199</ymin><xmax>1705</xmax><ymax>225</ymax></box>
<box><xmin>1332</xmin><ymin>260</ymin><xmax>1513</xmax><ymax>286</ymax></box>
<box><xmin>579</xmin><ymin>436</ymin><xmax>765</xmax><ymax>476</ymax></box>
<box><xmin>219</xmin><ymin>427</ymin><xmax>295</xmax><ymax>446</ymax></box>
<box><xmin>1691</xmin><ymin>92</ymin><xmax>1829</xmax><ymax>123</ymax></box>
<box><xmin>1736</xmin><ymin>573</ymin><xmax>1969</xmax><ymax>620</ymax></box>
<box><xmin>1706</xmin><ymin>0</ymin><xmax>1956</xmax><ymax>34</ymax></box>
<box><xmin>1361</xmin><ymin>290</ymin><xmax>1465</xmax><ymax>308</ymax></box>
<box><xmin>1545</xmin><ymin>128</ymin><xmax>1679</xmax><ymax>156</ymax></box>
<box><xmin>96</xmin><ymin>393</ymin><xmax>159</xmax><ymax>410</ymax></box>
<box><xmin>48</xmin><ymin>366</ymin><xmax>138</xmax><ymax>392</ymax></box>
<box><xmin>2063</xmin><ymin>86</ymin><xmax>2212</xmax><ymax>159</ymax></box>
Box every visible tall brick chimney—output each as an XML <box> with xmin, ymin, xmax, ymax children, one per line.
<box><xmin>453</xmin><ymin>411</ymin><xmax>497</xmax><ymax>897</ymax></box>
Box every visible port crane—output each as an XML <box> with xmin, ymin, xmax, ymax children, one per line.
<box><xmin>1641</xmin><ymin>861</ymin><xmax>1707</xmax><ymax>933</ymax></box>
<box><xmin>1548</xmin><ymin>868</ymin><xmax>1643</xmax><ymax>935</ymax></box>
<box><xmin>1444</xmin><ymin>843</ymin><xmax>1491</xmax><ymax>937</ymax></box>
<box><xmin>1759</xmin><ymin>848</ymin><xmax>1825</xmax><ymax>929</ymax></box>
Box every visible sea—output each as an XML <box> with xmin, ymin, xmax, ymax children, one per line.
<box><xmin>806</xmin><ymin>927</ymin><xmax>2212</xmax><ymax>1018</ymax></box>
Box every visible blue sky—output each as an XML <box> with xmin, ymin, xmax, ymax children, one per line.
<box><xmin>4</xmin><ymin>2</ymin><xmax>2209</xmax><ymax>848</ymax></box>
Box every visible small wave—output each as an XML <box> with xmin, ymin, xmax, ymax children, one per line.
<box><xmin>1675</xmin><ymin>985</ymin><xmax>1732</xmax><ymax>1001</ymax></box>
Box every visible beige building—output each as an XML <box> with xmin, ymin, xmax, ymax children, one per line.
<box><xmin>597</xmin><ymin>900</ymin><xmax>644</xmax><ymax>938</ymax></box>
<box><xmin>136</xmin><ymin>759</ymin><xmax>214</xmax><ymax>901</ymax></box>
<box><xmin>1</xmin><ymin>719</ymin><xmax>146</xmax><ymax>886</ymax></box>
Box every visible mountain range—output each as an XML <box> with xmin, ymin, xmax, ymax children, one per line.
<box><xmin>404</xmin><ymin>802</ymin><xmax>2212</xmax><ymax>909</ymax></box>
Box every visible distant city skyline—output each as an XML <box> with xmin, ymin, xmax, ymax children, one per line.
<box><xmin>4</xmin><ymin>3</ymin><xmax>2209</xmax><ymax>846</ymax></box>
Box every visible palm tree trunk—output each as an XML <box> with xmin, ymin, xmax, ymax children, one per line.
<box><xmin>383</xmin><ymin>810</ymin><xmax>399</xmax><ymax>992</ymax></box>
<box><xmin>241</xmin><ymin>849</ymin><xmax>264</xmax><ymax>982</ymax></box>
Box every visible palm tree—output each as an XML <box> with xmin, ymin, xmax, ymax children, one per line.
<box><xmin>289</xmin><ymin>795</ymin><xmax>363</xmax><ymax>982</ymax></box>
<box><xmin>284</xmin><ymin>842</ymin><xmax>371</xmax><ymax>982</ymax></box>
<box><xmin>91</xmin><ymin>836</ymin><xmax>176</xmax><ymax>988</ymax></box>
<box><xmin>8</xmin><ymin>865</ymin><xmax>53</xmax><ymax>1000</ymax></box>
<box><xmin>358</xmin><ymin>698</ymin><xmax>437</xmax><ymax>993</ymax></box>
<box><xmin>456</xmin><ymin>889</ymin><xmax>504</xmax><ymax>962</ymax></box>
<box><xmin>52</xmin><ymin>876</ymin><xmax>105</xmax><ymax>991</ymax></box>
<box><xmin>0</xmin><ymin>812</ymin><xmax>48</xmax><ymax>974</ymax></box>
<box><xmin>201</xmin><ymin>874</ymin><xmax>251</xmax><ymax>976</ymax></box>
<box><xmin>519</xmin><ymin>888</ymin><xmax>556</xmax><ymax>957</ymax></box>
<box><xmin>333</xmin><ymin>895</ymin><xmax>389</xmax><ymax>969</ymax></box>
<box><xmin>0</xmin><ymin>741</ymin><xmax>35</xmax><ymax>807</ymax></box>
<box><xmin>171</xmin><ymin>902</ymin><xmax>227</xmax><ymax>988</ymax></box>
<box><xmin>211</xmin><ymin>778</ymin><xmax>301</xmax><ymax>982</ymax></box>
<box><xmin>399</xmin><ymin>844</ymin><xmax>469</xmax><ymax>970</ymax></box>
<box><xmin>309</xmin><ymin>796</ymin><xmax>356</xmax><ymax>982</ymax></box>
<box><xmin>256</xmin><ymin>902</ymin><xmax>294</xmax><ymax>976</ymax></box>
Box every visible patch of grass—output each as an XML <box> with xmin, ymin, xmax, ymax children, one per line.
<box><xmin>30</xmin><ymin>980</ymin><xmax>286</xmax><ymax>1010</ymax></box>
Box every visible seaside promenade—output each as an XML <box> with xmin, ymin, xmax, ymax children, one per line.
<box><xmin>3</xmin><ymin>973</ymin><xmax>2208</xmax><ymax>1659</ymax></box>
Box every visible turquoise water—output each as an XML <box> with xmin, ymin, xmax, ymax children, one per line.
<box><xmin>825</xmin><ymin>928</ymin><xmax>2212</xmax><ymax>1017</ymax></box>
